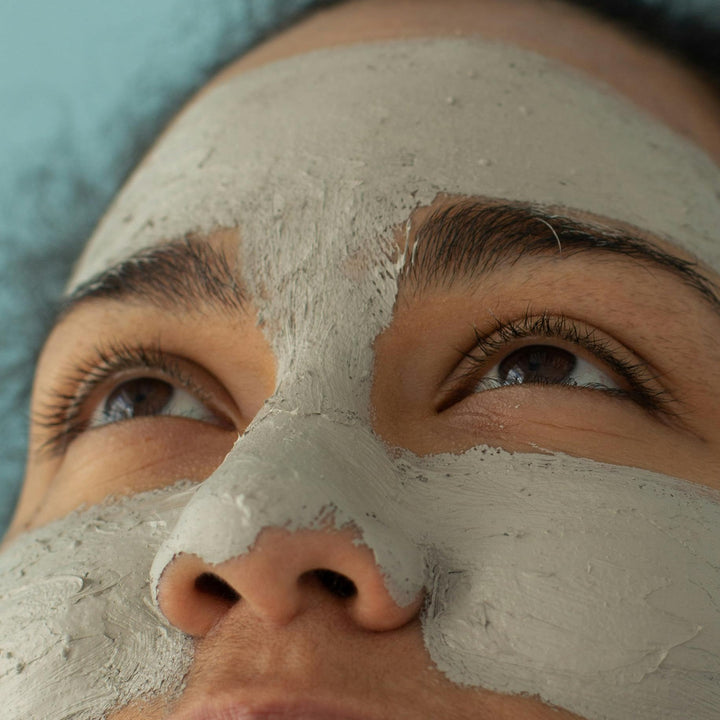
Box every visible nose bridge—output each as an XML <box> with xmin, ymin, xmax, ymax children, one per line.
<box><xmin>150</xmin><ymin>410</ymin><xmax>425</xmax><ymax>609</ymax></box>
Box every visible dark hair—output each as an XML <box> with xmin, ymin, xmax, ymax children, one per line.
<box><xmin>571</xmin><ymin>0</ymin><xmax>720</xmax><ymax>92</ymax></box>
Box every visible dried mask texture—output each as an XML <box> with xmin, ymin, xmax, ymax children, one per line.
<box><xmin>0</xmin><ymin>485</ymin><xmax>193</xmax><ymax>719</ymax></box>
<box><xmin>10</xmin><ymin>38</ymin><xmax>720</xmax><ymax>720</ymax></box>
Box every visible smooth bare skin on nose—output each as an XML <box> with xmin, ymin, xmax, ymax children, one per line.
<box><xmin>157</xmin><ymin>526</ymin><xmax>425</xmax><ymax>637</ymax></box>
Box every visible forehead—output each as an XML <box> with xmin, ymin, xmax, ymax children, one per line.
<box><xmin>71</xmin><ymin>37</ymin><xmax>720</xmax><ymax>291</ymax></box>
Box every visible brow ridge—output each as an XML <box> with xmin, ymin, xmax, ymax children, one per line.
<box><xmin>403</xmin><ymin>199</ymin><xmax>720</xmax><ymax>315</ymax></box>
<box><xmin>58</xmin><ymin>238</ymin><xmax>246</xmax><ymax>322</ymax></box>
<box><xmin>58</xmin><ymin>202</ymin><xmax>720</xmax><ymax>327</ymax></box>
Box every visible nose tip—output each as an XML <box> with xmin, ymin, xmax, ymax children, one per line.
<box><xmin>156</xmin><ymin>526</ymin><xmax>424</xmax><ymax>636</ymax></box>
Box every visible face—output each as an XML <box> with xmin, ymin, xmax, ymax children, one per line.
<box><xmin>3</xmin><ymin>2</ymin><xmax>720</xmax><ymax>719</ymax></box>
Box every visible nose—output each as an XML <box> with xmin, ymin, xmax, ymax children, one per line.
<box><xmin>157</xmin><ymin>525</ymin><xmax>424</xmax><ymax>637</ymax></box>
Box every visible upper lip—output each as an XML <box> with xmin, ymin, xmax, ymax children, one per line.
<box><xmin>169</xmin><ymin>696</ymin><xmax>386</xmax><ymax>720</ymax></box>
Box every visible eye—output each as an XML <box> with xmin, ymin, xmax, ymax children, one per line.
<box><xmin>35</xmin><ymin>342</ymin><xmax>239</xmax><ymax>455</ymax></box>
<box><xmin>89</xmin><ymin>377</ymin><xmax>223</xmax><ymax>428</ymax></box>
<box><xmin>476</xmin><ymin>344</ymin><xmax>618</xmax><ymax>392</ymax></box>
<box><xmin>439</xmin><ymin>312</ymin><xmax>669</xmax><ymax>415</ymax></box>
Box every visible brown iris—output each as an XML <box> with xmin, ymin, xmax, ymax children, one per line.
<box><xmin>498</xmin><ymin>345</ymin><xmax>576</xmax><ymax>385</ymax></box>
<box><xmin>102</xmin><ymin>378</ymin><xmax>174</xmax><ymax>423</ymax></box>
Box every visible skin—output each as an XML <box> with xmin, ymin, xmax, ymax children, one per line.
<box><xmin>5</xmin><ymin>1</ymin><xmax>720</xmax><ymax>718</ymax></box>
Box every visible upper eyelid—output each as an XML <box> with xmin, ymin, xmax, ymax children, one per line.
<box><xmin>33</xmin><ymin>344</ymin><xmax>219</xmax><ymax>456</ymax></box>
<box><xmin>63</xmin><ymin>344</ymin><xmax>191</xmax><ymax>420</ymax></box>
<box><xmin>465</xmin><ymin>312</ymin><xmax>651</xmax><ymax>378</ymax></box>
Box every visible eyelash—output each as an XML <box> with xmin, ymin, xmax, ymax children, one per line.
<box><xmin>35</xmin><ymin>313</ymin><xmax>671</xmax><ymax>456</ymax></box>
<box><xmin>34</xmin><ymin>341</ymin><xmax>213</xmax><ymax>457</ymax></box>
<box><xmin>453</xmin><ymin>311</ymin><xmax>671</xmax><ymax>414</ymax></box>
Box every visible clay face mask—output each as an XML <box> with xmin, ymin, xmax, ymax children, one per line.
<box><xmin>2</xmin><ymin>38</ymin><xmax>720</xmax><ymax>720</ymax></box>
<box><xmin>0</xmin><ymin>486</ymin><xmax>194</xmax><ymax>717</ymax></box>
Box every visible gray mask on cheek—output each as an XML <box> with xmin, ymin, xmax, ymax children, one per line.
<box><xmin>0</xmin><ymin>485</ymin><xmax>193</xmax><ymax>718</ymax></box>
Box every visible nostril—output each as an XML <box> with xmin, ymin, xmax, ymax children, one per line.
<box><xmin>156</xmin><ymin>533</ymin><xmax>421</xmax><ymax>636</ymax></box>
<box><xmin>312</xmin><ymin>568</ymin><xmax>357</xmax><ymax>599</ymax></box>
<box><xmin>194</xmin><ymin>572</ymin><xmax>241</xmax><ymax>604</ymax></box>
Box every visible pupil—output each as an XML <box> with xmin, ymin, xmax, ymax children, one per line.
<box><xmin>498</xmin><ymin>345</ymin><xmax>576</xmax><ymax>385</ymax></box>
<box><xmin>103</xmin><ymin>378</ymin><xmax>173</xmax><ymax>423</ymax></box>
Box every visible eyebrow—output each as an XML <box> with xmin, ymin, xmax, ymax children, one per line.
<box><xmin>57</xmin><ymin>200</ymin><xmax>720</xmax><ymax>327</ymax></box>
<box><xmin>57</xmin><ymin>238</ymin><xmax>246</xmax><ymax>321</ymax></box>
<box><xmin>402</xmin><ymin>199</ymin><xmax>720</xmax><ymax>314</ymax></box>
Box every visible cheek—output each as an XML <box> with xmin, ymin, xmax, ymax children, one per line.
<box><xmin>20</xmin><ymin>420</ymin><xmax>236</xmax><ymax>532</ymax></box>
<box><xmin>0</xmin><ymin>485</ymin><xmax>194</xmax><ymax>720</ymax></box>
<box><xmin>394</xmin><ymin>448</ymin><xmax>720</xmax><ymax>720</ymax></box>
<box><xmin>106</xmin><ymin>698</ymin><xmax>168</xmax><ymax>719</ymax></box>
